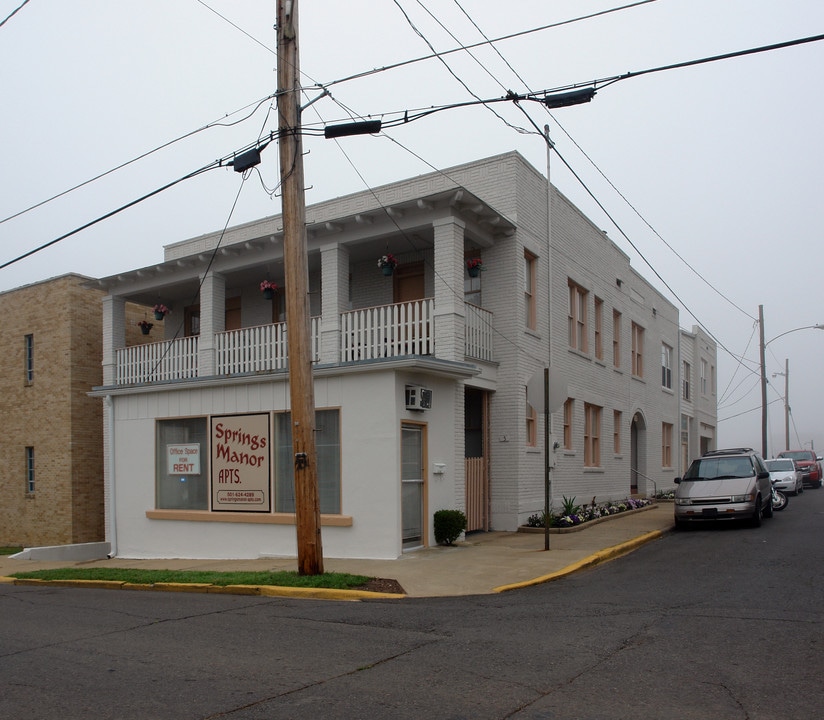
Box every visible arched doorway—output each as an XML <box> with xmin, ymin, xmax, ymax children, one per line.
<box><xmin>630</xmin><ymin>411</ymin><xmax>647</xmax><ymax>495</ymax></box>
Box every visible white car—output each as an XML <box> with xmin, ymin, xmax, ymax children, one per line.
<box><xmin>765</xmin><ymin>458</ymin><xmax>803</xmax><ymax>496</ymax></box>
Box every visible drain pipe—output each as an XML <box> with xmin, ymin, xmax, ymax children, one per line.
<box><xmin>104</xmin><ymin>395</ymin><xmax>117</xmax><ymax>558</ymax></box>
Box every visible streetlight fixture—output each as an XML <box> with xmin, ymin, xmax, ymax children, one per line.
<box><xmin>759</xmin><ymin>304</ymin><xmax>824</xmax><ymax>458</ymax></box>
<box><xmin>771</xmin><ymin>359</ymin><xmax>789</xmax><ymax>453</ymax></box>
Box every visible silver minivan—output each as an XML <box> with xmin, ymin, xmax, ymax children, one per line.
<box><xmin>674</xmin><ymin>448</ymin><xmax>773</xmax><ymax>529</ymax></box>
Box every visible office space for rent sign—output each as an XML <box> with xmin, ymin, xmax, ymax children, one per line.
<box><xmin>211</xmin><ymin>413</ymin><xmax>271</xmax><ymax>512</ymax></box>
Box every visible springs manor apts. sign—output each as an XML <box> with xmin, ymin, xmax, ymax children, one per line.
<box><xmin>162</xmin><ymin>413</ymin><xmax>272</xmax><ymax>512</ymax></box>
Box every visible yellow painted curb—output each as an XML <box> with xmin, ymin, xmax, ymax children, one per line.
<box><xmin>1</xmin><ymin>575</ymin><xmax>405</xmax><ymax>601</ymax></box>
<box><xmin>493</xmin><ymin>529</ymin><xmax>664</xmax><ymax>593</ymax></box>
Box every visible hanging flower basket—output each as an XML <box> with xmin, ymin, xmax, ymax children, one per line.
<box><xmin>260</xmin><ymin>280</ymin><xmax>278</xmax><ymax>299</ymax></box>
<box><xmin>153</xmin><ymin>304</ymin><xmax>170</xmax><ymax>320</ymax></box>
<box><xmin>466</xmin><ymin>258</ymin><xmax>484</xmax><ymax>278</ymax></box>
<box><xmin>378</xmin><ymin>254</ymin><xmax>398</xmax><ymax>276</ymax></box>
<box><xmin>137</xmin><ymin>320</ymin><xmax>153</xmax><ymax>335</ymax></box>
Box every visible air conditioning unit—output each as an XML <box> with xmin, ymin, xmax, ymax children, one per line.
<box><xmin>405</xmin><ymin>385</ymin><xmax>432</xmax><ymax>411</ymax></box>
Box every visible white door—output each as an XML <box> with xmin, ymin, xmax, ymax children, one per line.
<box><xmin>401</xmin><ymin>423</ymin><xmax>425</xmax><ymax>549</ymax></box>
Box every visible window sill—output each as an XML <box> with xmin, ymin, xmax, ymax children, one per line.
<box><xmin>146</xmin><ymin>509</ymin><xmax>353</xmax><ymax>527</ymax></box>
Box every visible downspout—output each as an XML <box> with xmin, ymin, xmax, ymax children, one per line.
<box><xmin>104</xmin><ymin>395</ymin><xmax>117</xmax><ymax>557</ymax></box>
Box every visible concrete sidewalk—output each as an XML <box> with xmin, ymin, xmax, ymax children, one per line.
<box><xmin>0</xmin><ymin>503</ymin><xmax>674</xmax><ymax>598</ymax></box>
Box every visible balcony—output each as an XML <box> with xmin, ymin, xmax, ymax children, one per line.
<box><xmin>113</xmin><ymin>300</ymin><xmax>492</xmax><ymax>386</ymax></box>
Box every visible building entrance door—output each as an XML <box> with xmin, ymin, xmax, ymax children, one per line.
<box><xmin>401</xmin><ymin>422</ymin><xmax>426</xmax><ymax>549</ymax></box>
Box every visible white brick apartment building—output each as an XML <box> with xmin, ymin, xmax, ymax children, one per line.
<box><xmin>90</xmin><ymin>151</ymin><xmax>716</xmax><ymax>560</ymax></box>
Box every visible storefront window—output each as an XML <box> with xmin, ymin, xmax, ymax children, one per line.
<box><xmin>156</xmin><ymin>417</ymin><xmax>209</xmax><ymax>509</ymax></box>
<box><xmin>274</xmin><ymin>409</ymin><xmax>341</xmax><ymax>514</ymax></box>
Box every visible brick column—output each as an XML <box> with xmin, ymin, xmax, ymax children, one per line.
<box><xmin>319</xmin><ymin>244</ymin><xmax>349</xmax><ymax>364</ymax></box>
<box><xmin>198</xmin><ymin>271</ymin><xmax>225</xmax><ymax>377</ymax></box>
<box><xmin>102</xmin><ymin>295</ymin><xmax>125</xmax><ymax>386</ymax></box>
<box><xmin>432</xmin><ymin>216</ymin><xmax>466</xmax><ymax>362</ymax></box>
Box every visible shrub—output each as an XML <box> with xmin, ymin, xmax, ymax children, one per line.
<box><xmin>434</xmin><ymin>509</ymin><xmax>467</xmax><ymax>545</ymax></box>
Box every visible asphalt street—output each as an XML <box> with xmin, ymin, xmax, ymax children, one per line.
<box><xmin>2</xmin><ymin>493</ymin><xmax>822</xmax><ymax>719</ymax></box>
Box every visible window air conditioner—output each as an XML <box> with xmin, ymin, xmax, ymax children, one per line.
<box><xmin>405</xmin><ymin>385</ymin><xmax>433</xmax><ymax>411</ymax></box>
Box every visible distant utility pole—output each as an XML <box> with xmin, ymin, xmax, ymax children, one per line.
<box><xmin>277</xmin><ymin>0</ymin><xmax>323</xmax><ymax>575</ymax></box>
<box><xmin>759</xmin><ymin>304</ymin><xmax>768</xmax><ymax>458</ymax></box>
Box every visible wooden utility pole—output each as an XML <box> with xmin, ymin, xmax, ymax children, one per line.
<box><xmin>277</xmin><ymin>0</ymin><xmax>323</xmax><ymax>575</ymax></box>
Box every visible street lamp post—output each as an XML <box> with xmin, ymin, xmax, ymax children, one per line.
<box><xmin>771</xmin><ymin>358</ymin><xmax>789</xmax><ymax>453</ymax></box>
<box><xmin>758</xmin><ymin>305</ymin><xmax>824</xmax><ymax>458</ymax></box>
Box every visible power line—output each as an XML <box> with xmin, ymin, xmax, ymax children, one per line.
<box><xmin>0</xmin><ymin>0</ymin><xmax>29</xmax><ymax>29</ymax></box>
<box><xmin>0</xmin><ymin>137</ymin><xmax>272</xmax><ymax>271</ymax></box>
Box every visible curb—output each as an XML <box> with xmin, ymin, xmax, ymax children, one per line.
<box><xmin>0</xmin><ymin>576</ymin><xmax>405</xmax><ymax>601</ymax></box>
<box><xmin>493</xmin><ymin>529</ymin><xmax>665</xmax><ymax>593</ymax></box>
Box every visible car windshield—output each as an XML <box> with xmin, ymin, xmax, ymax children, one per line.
<box><xmin>765</xmin><ymin>459</ymin><xmax>793</xmax><ymax>472</ymax></box>
<box><xmin>780</xmin><ymin>452</ymin><xmax>809</xmax><ymax>462</ymax></box>
<box><xmin>684</xmin><ymin>456</ymin><xmax>754</xmax><ymax>480</ymax></box>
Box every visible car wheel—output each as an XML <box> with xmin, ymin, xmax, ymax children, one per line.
<box><xmin>763</xmin><ymin>494</ymin><xmax>773</xmax><ymax>518</ymax></box>
<box><xmin>751</xmin><ymin>496</ymin><xmax>763</xmax><ymax>527</ymax></box>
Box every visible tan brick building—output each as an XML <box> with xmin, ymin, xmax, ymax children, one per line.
<box><xmin>0</xmin><ymin>274</ymin><xmax>107</xmax><ymax>547</ymax></box>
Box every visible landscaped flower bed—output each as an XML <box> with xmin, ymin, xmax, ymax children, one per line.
<box><xmin>521</xmin><ymin>496</ymin><xmax>655</xmax><ymax>533</ymax></box>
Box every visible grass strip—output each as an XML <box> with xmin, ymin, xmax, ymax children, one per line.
<box><xmin>0</xmin><ymin>547</ymin><xmax>23</xmax><ymax>556</ymax></box>
<box><xmin>9</xmin><ymin>567</ymin><xmax>372</xmax><ymax>589</ymax></box>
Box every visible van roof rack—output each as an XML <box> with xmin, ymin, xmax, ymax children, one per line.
<box><xmin>702</xmin><ymin>448</ymin><xmax>755</xmax><ymax>456</ymax></box>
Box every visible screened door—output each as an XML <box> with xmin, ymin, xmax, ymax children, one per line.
<box><xmin>401</xmin><ymin>423</ymin><xmax>425</xmax><ymax>549</ymax></box>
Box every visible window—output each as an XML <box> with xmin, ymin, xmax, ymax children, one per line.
<box><xmin>661</xmin><ymin>343</ymin><xmax>673</xmax><ymax>389</ymax></box>
<box><xmin>156</xmin><ymin>418</ymin><xmax>209</xmax><ymax>510</ymax></box>
<box><xmin>662</xmin><ymin>422</ymin><xmax>673</xmax><ymax>467</ymax></box>
<box><xmin>631</xmin><ymin>322</ymin><xmax>644</xmax><ymax>378</ymax></box>
<box><xmin>594</xmin><ymin>297</ymin><xmax>603</xmax><ymax>360</ymax></box>
<box><xmin>563</xmin><ymin>399</ymin><xmax>574</xmax><ymax>450</ymax></box>
<box><xmin>612</xmin><ymin>309</ymin><xmax>621</xmax><ymax>368</ymax></box>
<box><xmin>525</xmin><ymin>388</ymin><xmax>537</xmax><ymax>447</ymax></box>
<box><xmin>25</xmin><ymin>447</ymin><xmax>35</xmax><ymax>493</ymax></box>
<box><xmin>683</xmin><ymin>361</ymin><xmax>691</xmax><ymax>401</ymax></box>
<box><xmin>568</xmin><ymin>280</ymin><xmax>588</xmax><ymax>352</ymax></box>
<box><xmin>275</xmin><ymin>409</ymin><xmax>341</xmax><ymax>514</ymax></box>
<box><xmin>524</xmin><ymin>251</ymin><xmax>536</xmax><ymax>330</ymax></box>
<box><xmin>614</xmin><ymin>410</ymin><xmax>622</xmax><ymax>455</ymax></box>
<box><xmin>701</xmin><ymin>359</ymin><xmax>708</xmax><ymax>395</ymax></box>
<box><xmin>584</xmin><ymin>403</ymin><xmax>601</xmax><ymax>467</ymax></box>
<box><xmin>24</xmin><ymin>334</ymin><xmax>34</xmax><ymax>384</ymax></box>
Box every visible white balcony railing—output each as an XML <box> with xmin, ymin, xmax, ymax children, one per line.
<box><xmin>113</xmin><ymin>301</ymin><xmax>494</xmax><ymax>386</ymax></box>
<box><xmin>215</xmin><ymin>318</ymin><xmax>320</xmax><ymax>375</ymax></box>
<box><xmin>340</xmin><ymin>299</ymin><xmax>434</xmax><ymax>362</ymax></box>
<box><xmin>464</xmin><ymin>302</ymin><xmax>493</xmax><ymax>362</ymax></box>
<box><xmin>116</xmin><ymin>336</ymin><xmax>199</xmax><ymax>385</ymax></box>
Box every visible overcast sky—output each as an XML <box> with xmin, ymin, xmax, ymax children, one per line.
<box><xmin>2</xmin><ymin>0</ymin><xmax>823</xmax><ymax>454</ymax></box>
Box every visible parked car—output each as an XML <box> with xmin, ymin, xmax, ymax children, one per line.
<box><xmin>777</xmin><ymin>450</ymin><xmax>823</xmax><ymax>489</ymax></box>
<box><xmin>764</xmin><ymin>457</ymin><xmax>803</xmax><ymax>495</ymax></box>
<box><xmin>674</xmin><ymin>448</ymin><xmax>773</xmax><ymax>529</ymax></box>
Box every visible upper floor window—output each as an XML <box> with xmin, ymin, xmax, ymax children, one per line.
<box><xmin>612</xmin><ymin>309</ymin><xmax>621</xmax><ymax>368</ymax></box>
<box><xmin>25</xmin><ymin>334</ymin><xmax>34</xmax><ymax>384</ymax></box>
<box><xmin>661</xmin><ymin>343</ymin><xmax>673</xmax><ymax>389</ymax></box>
<box><xmin>683</xmin><ymin>361</ymin><xmax>691</xmax><ymax>401</ymax></box>
<box><xmin>568</xmin><ymin>280</ymin><xmax>588</xmax><ymax>352</ymax></box>
<box><xmin>594</xmin><ymin>297</ymin><xmax>604</xmax><ymax>360</ymax></box>
<box><xmin>631</xmin><ymin>322</ymin><xmax>644</xmax><ymax>378</ymax></box>
<box><xmin>524</xmin><ymin>251</ymin><xmax>537</xmax><ymax>330</ymax></box>
<box><xmin>584</xmin><ymin>403</ymin><xmax>601</xmax><ymax>467</ymax></box>
<box><xmin>701</xmin><ymin>358</ymin><xmax>708</xmax><ymax>395</ymax></box>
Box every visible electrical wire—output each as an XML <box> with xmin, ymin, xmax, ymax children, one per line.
<box><xmin>0</xmin><ymin>136</ymin><xmax>273</xmax><ymax>271</ymax></box>
<box><xmin>0</xmin><ymin>93</ymin><xmax>278</xmax><ymax>227</ymax></box>
<box><xmin>0</xmin><ymin>0</ymin><xmax>29</xmax><ymax>29</ymax></box>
